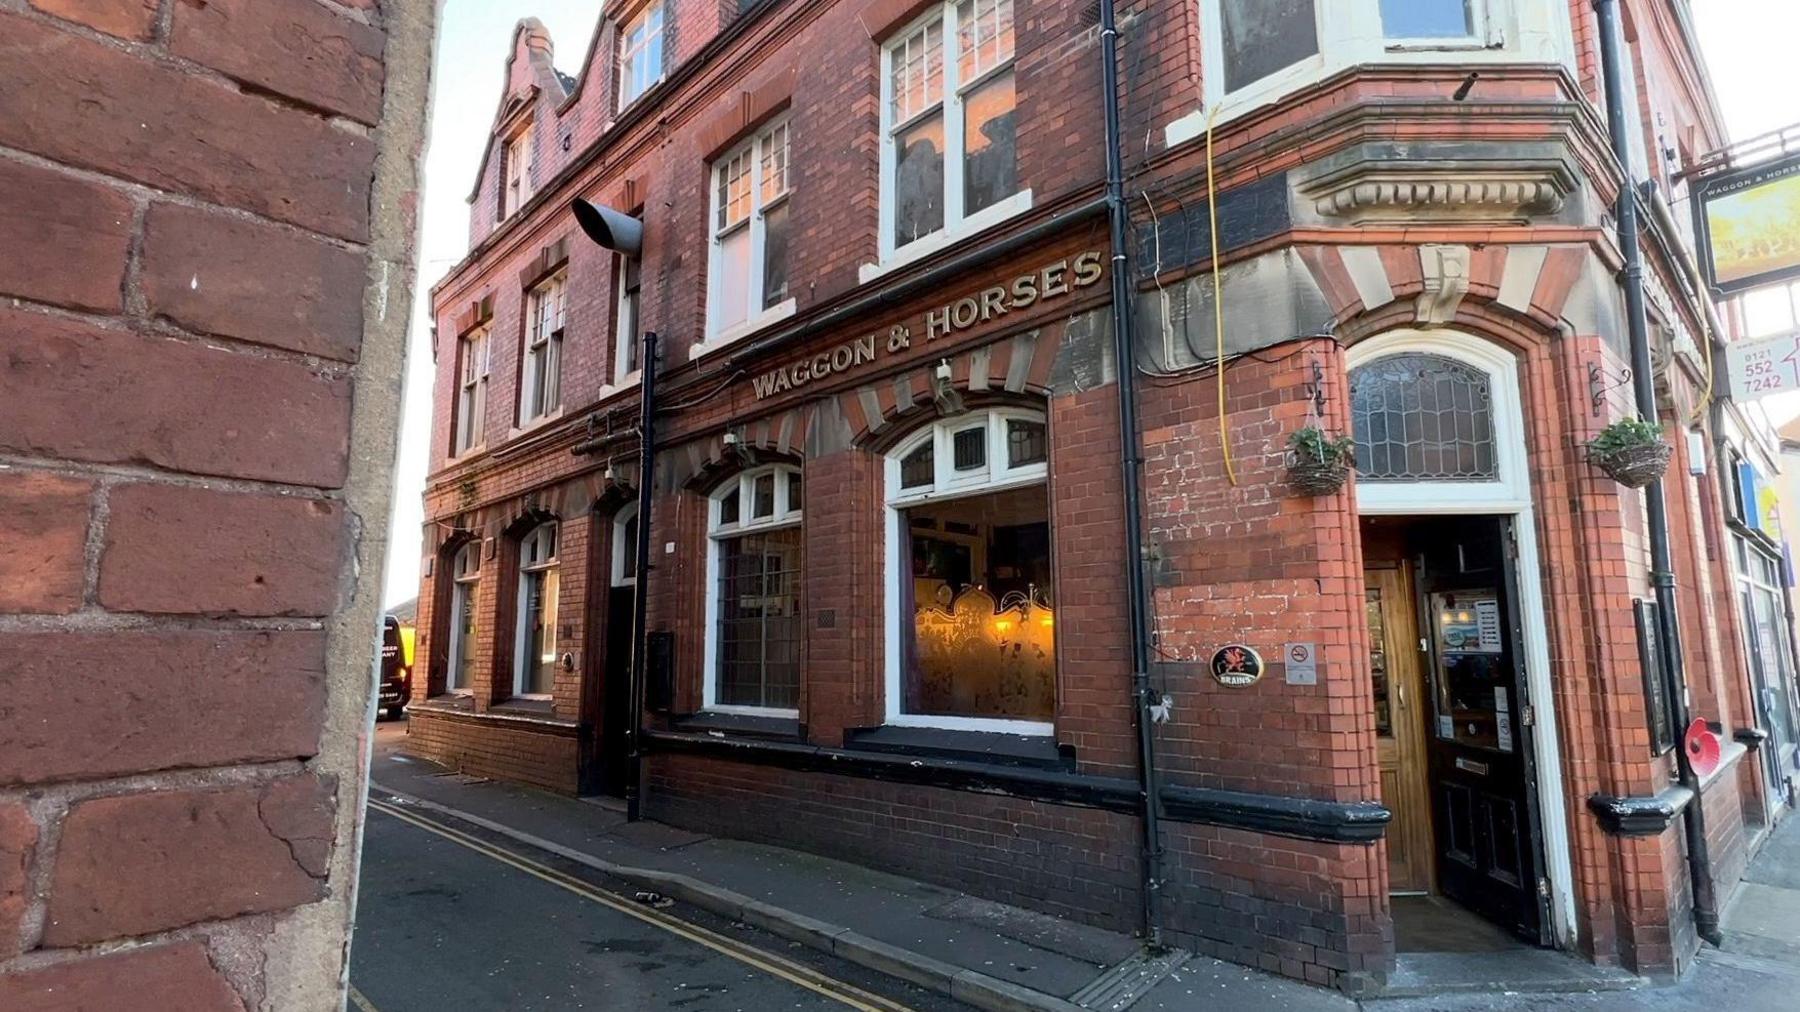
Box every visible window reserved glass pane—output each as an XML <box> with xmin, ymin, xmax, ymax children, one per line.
<box><xmin>952</xmin><ymin>426</ymin><xmax>985</xmax><ymax>470</ymax></box>
<box><xmin>452</xmin><ymin>582</ymin><xmax>476</xmax><ymax>692</ymax></box>
<box><xmin>1006</xmin><ymin>418</ymin><xmax>1046</xmax><ymax>467</ymax></box>
<box><xmin>891</xmin><ymin>19</ymin><xmax>944</xmax><ymax>123</ymax></box>
<box><xmin>902</xmin><ymin>484</ymin><xmax>1053</xmax><ymax>720</ymax></box>
<box><xmin>786</xmin><ymin>470</ymin><xmax>802</xmax><ymax>512</ymax></box>
<box><xmin>752</xmin><ymin>472</ymin><xmax>776</xmax><ymax>518</ymax></box>
<box><xmin>761</xmin><ymin>123</ymin><xmax>790</xmax><ymax>203</ymax></box>
<box><xmin>962</xmin><ymin>69</ymin><xmax>1017</xmax><ymax>217</ymax></box>
<box><xmin>761</xmin><ymin>200</ymin><xmax>790</xmax><ymax>310</ymax></box>
<box><xmin>620</xmin><ymin>514</ymin><xmax>638</xmax><ymax>581</ymax></box>
<box><xmin>618</xmin><ymin>256</ymin><xmax>641</xmax><ymax>375</ymax></box>
<box><xmin>1219</xmin><ymin>0</ymin><xmax>1319</xmax><ymax>93</ymax></box>
<box><xmin>716</xmin><ymin>529</ymin><xmax>802</xmax><ymax>709</ymax></box>
<box><xmin>1379</xmin><ymin>0</ymin><xmax>1473</xmax><ymax>38</ymax></box>
<box><xmin>894</xmin><ymin>113</ymin><xmax>946</xmax><ymax>247</ymax></box>
<box><xmin>716</xmin><ymin>226</ymin><xmax>752</xmax><ymax>332</ymax></box>
<box><xmin>900</xmin><ymin>442</ymin><xmax>934</xmax><ymax>488</ymax></box>
<box><xmin>718</xmin><ymin>487</ymin><xmax>741</xmax><ymax>525</ymax></box>
<box><xmin>956</xmin><ymin>0</ymin><xmax>1014</xmax><ymax>80</ymax></box>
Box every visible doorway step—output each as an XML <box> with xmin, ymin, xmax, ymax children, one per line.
<box><xmin>1374</xmin><ymin>896</ymin><xmax>1643</xmax><ymax>999</ymax></box>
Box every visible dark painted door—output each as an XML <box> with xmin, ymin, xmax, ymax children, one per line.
<box><xmin>598</xmin><ymin>588</ymin><xmax>635</xmax><ymax>798</ymax></box>
<box><xmin>1413</xmin><ymin>515</ymin><xmax>1547</xmax><ymax>943</ymax></box>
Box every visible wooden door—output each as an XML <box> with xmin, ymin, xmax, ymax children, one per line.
<box><xmin>1367</xmin><ymin>566</ymin><xmax>1433</xmax><ymax>894</ymax></box>
<box><xmin>1415</xmin><ymin>517</ymin><xmax>1545</xmax><ymax>942</ymax></box>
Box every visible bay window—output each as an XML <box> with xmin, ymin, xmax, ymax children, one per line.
<box><xmin>446</xmin><ymin>541</ymin><xmax>480</xmax><ymax>694</ymax></box>
<box><xmin>454</xmin><ymin>326</ymin><xmax>490</xmax><ymax>455</ymax></box>
<box><xmin>704</xmin><ymin>465</ymin><xmax>803</xmax><ymax>714</ymax></box>
<box><xmin>514</xmin><ymin>521</ymin><xmax>559</xmax><ymax>698</ymax></box>
<box><xmin>705</xmin><ymin>118</ymin><xmax>793</xmax><ymax>344</ymax></box>
<box><xmin>878</xmin><ymin>0</ymin><xmax>1023</xmax><ymax>267</ymax></box>
<box><xmin>885</xmin><ymin>408</ymin><xmax>1054</xmax><ymax>733</ymax></box>
<box><xmin>618</xmin><ymin>2</ymin><xmax>665</xmax><ymax>109</ymax></box>
<box><xmin>520</xmin><ymin>270</ymin><xmax>565</xmax><ymax>424</ymax></box>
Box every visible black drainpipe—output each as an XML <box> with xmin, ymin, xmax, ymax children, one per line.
<box><xmin>625</xmin><ymin>332</ymin><xmax>660</xmax><ymax>823</ymax></box>
<box><xmin>1593</xmin><ymin>0</ymin><xmax>1722</xmax><ymax>946</ymax></box>
<box><xmin>1098</xmin><ymin>0</ymin><xmax>1165</xmax><ymax>946</ymax></box>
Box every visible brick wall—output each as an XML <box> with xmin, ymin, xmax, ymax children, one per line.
<box><xmin>0</xmin><ymin>0</ymin><xmax>427</xmax><ymax>1007</ymax></box>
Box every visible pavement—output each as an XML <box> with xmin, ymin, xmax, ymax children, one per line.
<box><xmin>355</xmin><ymin>722</ymin><xmax>1800</xmax><ymax>1011</ymax></box>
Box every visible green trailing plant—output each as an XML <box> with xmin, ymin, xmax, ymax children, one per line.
<box><xmin>1588</xmin><ymin>416</ymin><xmax>1664</xmax><ymax>457</ymax></box>
<box><xmin>1587</xmin><ymin>416</ymin><xmax>1670</xmax><ymax>489</ymax></box>
<box><xmin>1287</xmin><ymin>426</ymin><xmax>1356</xmax><ymax>466</ymax></box>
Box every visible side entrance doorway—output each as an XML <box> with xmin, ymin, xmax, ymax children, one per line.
<box><xmin>1364</xmin><ymin>515</ymin><xmax>1550</xmax><ymax>946</ymax></box>
<box><xmin>581</xmin><ymin>505</ymin><xmax>639</xmax><ymax>798</ymax></box>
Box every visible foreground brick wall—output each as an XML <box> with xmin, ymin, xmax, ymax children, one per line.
<box><xmin>0</xmin><ymin>1</ymin><xmax>430</xmax><ymax>1007</ymax></box>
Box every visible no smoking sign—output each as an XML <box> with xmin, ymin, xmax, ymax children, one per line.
<box><xmin>1285</xmin><ymin>642</ymin><xmax>1318</xmax><ymax>685</ymax></box>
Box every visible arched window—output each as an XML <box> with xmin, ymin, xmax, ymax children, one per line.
<box><xmin>885</xmin><ymin>407</ymin><xmax>1054</xmax><ymax>733</ymax></box>
<box><xmin>704</xmin><ymin>464</ymin><xmax>803</xmax><ymax>713</ymax></box>
<box><xmin>514</xmin><ymin>521</ymin><xmax>559</xmax><ymax>698</ymax></box>
<box><xmin>1350</xmin><ymin>352</ymin><xmax>1498</xmax><ymax>482</ymax></box>
<box><xmin>446</xmin><ymin>541</ymin><xmax>480</xmax><ymax>694</ymax></box>
<box><xmin>612</xmin><ymin>504</ymin><xmax>639</xmax><ymax>588</ymax></box>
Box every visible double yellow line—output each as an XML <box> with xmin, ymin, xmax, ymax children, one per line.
<box><xmin>363</xmin><ymin>798</ymin><xmax>914</xmax><ymax>1012</ymax></box>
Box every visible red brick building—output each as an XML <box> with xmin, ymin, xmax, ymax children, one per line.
<box><xmin>410</xmin><ymin>0</ymin><xmax>1797</xmax><ymax>994</ymax></box>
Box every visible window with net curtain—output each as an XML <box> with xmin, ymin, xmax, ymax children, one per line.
<box><xmin>708</xmin><ymin>465</ymin><xmax>803</xmax><ymax>712</ymax></box>
<box><xmin>1349</xmin><ymin>353</ymin><xmax>1498</xmax><ymax>482</ymax></box>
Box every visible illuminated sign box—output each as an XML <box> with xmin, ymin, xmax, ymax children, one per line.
<box><xmin>1693</xmin><ymin>151</ymin><xmax>1800</xmax><ymax>296</ymax></box>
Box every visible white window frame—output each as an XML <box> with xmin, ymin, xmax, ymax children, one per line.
<box><xmin>504</xmin><ymin>127</ymin><xmax>533</xmax><ymax>218</ymax></box>
<box><xmin>446</xmin><ymin>542</ymin><xmax>480</xmax><ymax>695</ymax></box>
<box><xmin>883</xmin><ymin>407</ymin><xmax>1052</xmax><ymax>735</ymax></box>
<box><xmin>513</xmin><ymin>521</ymin><xmax>559</xmax><ymax>700</ymax></box>
<box><xmin>609</xmin><ymin>254</ymin><xmax>643</xmax><ymax>392</ymax></box>
<box><xmin>698</xmin><ymin>118</ymin><xmax>798</xmax><ymax>356</ymax></box>
<box><xmin>520</xmin><ymin>270</ymin><xmax>566</xmax><ymax>427</ymax></box>
<box><xmin>618</xmin><ymin>2</ymin><xmax>665</xmax><ymax>110</ymax></box>
<box><xmin>454</xmin><ymin>325</ymin><xmax>490</xmax><ymax>457</ymax></box>
<box><xmin>612</xmin><ymin>504</ymin><xmax>639</xmax><ymax>588</ymax></box>
<box><xmin>869</xmin><ymin>0</ymin><xmax>1032</xmax><ymax>280</ymax></box>
<box><xmin>702</xmin><ymin>464</ymin><xmax>803</xmax><ymax>717</ymax></box>
<box><xmin>1168</xmin><ymin>1</ymin><xmax>1575</xmax><ymax>145</ymax></box>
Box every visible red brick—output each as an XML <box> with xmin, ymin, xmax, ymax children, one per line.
<box><xmin>140</xmin><ymin>202</ymin><xmax>365</xmax><ymax>361</ymax></box>
<box><xmin>0</xmin><ymin>942</ymin><xmax>246</xmax><ymax>1011</ymax></box>
<box><xmin>170</xmin><ymin>0</ymin><xmax>386</xmax><ymax>125</ymax></box>
<box><xmin>0</xmin><ymin>471</ymin><xmax>92</xmax><ymax>615</ymax></box>
<box><xmin>98</xmin><ymin>483</ymin><xmax>346</xmax><ymax>616</ymax></box>
<box><xmin>0</xmin><ymin>803</ymin><xmax>37</xmax><ymax>957</ymax></box>
<box><xmin>0</xmin><ymin>630</ymin><xmax>326</xmax><ymax>786</ymax></box>
<box><xmin>0</xmin><ymin>158</ymin><xmax>133</xmax><ymax>312</ymax></box>
<box><xmin>0</xmin><ymin>13</ymin><xmax>374</xmax><ymax>242</ymax></box>
<box><xmin>42</xmin><ymin>774</ymin><xmax>334</xmax><ymax>946</ymax></box>
<box><xmin>0</xmin><ymin>307</ymin><xmax>352</xmax><ymax>488</ymax></box>
<box><xmin>26</xmin><ymin>0</ymin><xmax>159</xmax><ymax>41</ymax></box>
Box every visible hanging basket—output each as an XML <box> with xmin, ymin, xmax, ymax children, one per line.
<box><xmin>1588</xmin><ymin>439</ymin><xmax>1671</xmax><ymax>489</ymax></box>
<box><xmin>1288</xmin><ymin>457</ymin><xmax>1351</xmax><ymax>497</ymax></box>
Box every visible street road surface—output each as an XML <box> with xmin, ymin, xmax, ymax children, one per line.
<box><xmin>349</xmin><ymin>797</ymin><xmax>960</xmax><ymax>1011</ymax></box>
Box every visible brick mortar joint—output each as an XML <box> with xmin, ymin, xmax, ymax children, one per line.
<box><xmin>0</xmin><ymin>454</ymin><xmax>350</xmax><ymax>502</ymax></box>
<box><xmin>0</xmin><ymin>143</ymin><xmax>373</xmax><ymax>256</ymax></box>
<box><xmin>4</xmin><ymin>295</ymin><xmax>360</xmax><ymax>377</ymax></box>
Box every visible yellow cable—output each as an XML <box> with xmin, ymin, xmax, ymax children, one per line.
<box><xmin>1205</xmin><ymin>104</ymin><xmax>1238</xmax><ymax>485</ymax></box>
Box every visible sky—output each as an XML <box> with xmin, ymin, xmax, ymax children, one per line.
<box><xmin>381</xmin><ymin>2</ymin><xmax>1800</xmax><ymax>606</ymax></box>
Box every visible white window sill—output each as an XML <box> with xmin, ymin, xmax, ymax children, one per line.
<box><xmin>883</xmin><ymin>713</ymin><xmax>1054</xmax><ymax>736</ymax></box>
<box><xmin>859</xmin><ymin>189</ymin><xmax>1034</xmax><ymax>285</ymax></box>
<box><xmin>507</xmin><ymin>408</ymin><xmax>565</xmax><ymax>441</ymax></box>
<box><xmin>448</xmin><ymin>443</ymin><xmax>487</xmax><ymax>464</ymax></box>
<box><xmin>509</xmin><ymin>693</ymin><xmax>554</xmax><ymax>703</ymax></box>
<box><xmin>690</xmin><ymin>298</ymin><xmax>798</xmax><ymax>361</ymax></box>
<box><xmin>599</xmin><ymin>370</ymin><xmax>643</xmax><ymax>400</ymax></box>
<box><xmin>702</xmin><ymin>705</ymin><xmax>801</xmax><ymax>719</ymax></box>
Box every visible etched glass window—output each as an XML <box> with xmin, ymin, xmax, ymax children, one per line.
<box><xmin>709</xmin><ymin>465</ymin><xmax>803</xmax><ymax>712</ymax></box>
<box><xmin>1350</xmin><ymin>353</ymin><xmax>1497</xmax><ymax>482</ymax></box>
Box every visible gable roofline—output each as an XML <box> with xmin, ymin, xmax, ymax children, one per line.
<box><xmin>465</xmin><ymin>18</ymin><xmax>574</xmax><ymax>204</ymax></box>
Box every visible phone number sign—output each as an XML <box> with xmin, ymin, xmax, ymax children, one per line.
<box><xmin>1727</xmin><ymin>329</ymin><xmax>1800</xmax><ymax>401</ymax></box>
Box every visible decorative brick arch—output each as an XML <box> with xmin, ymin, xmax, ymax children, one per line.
<box><xmin>834</xmin><ymin>329</ymin><xmax>1059</xmax><ymax>444</ymax></box>
<box><xmin>1299</xmin><ymin>242</ymin><xmax>1598</xmax><ymax>338</ymax></box>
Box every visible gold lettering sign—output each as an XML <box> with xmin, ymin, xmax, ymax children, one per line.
<box><xmin>751</xmin><ymin>251</ymin><xmax>1104</xmax><ymax>400</ymax></box>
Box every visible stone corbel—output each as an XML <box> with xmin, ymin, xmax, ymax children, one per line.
<box><xmin>1416</xmin><ymin>244</ymin><xmax>1471</xmax><ymax>327</ymax></box>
